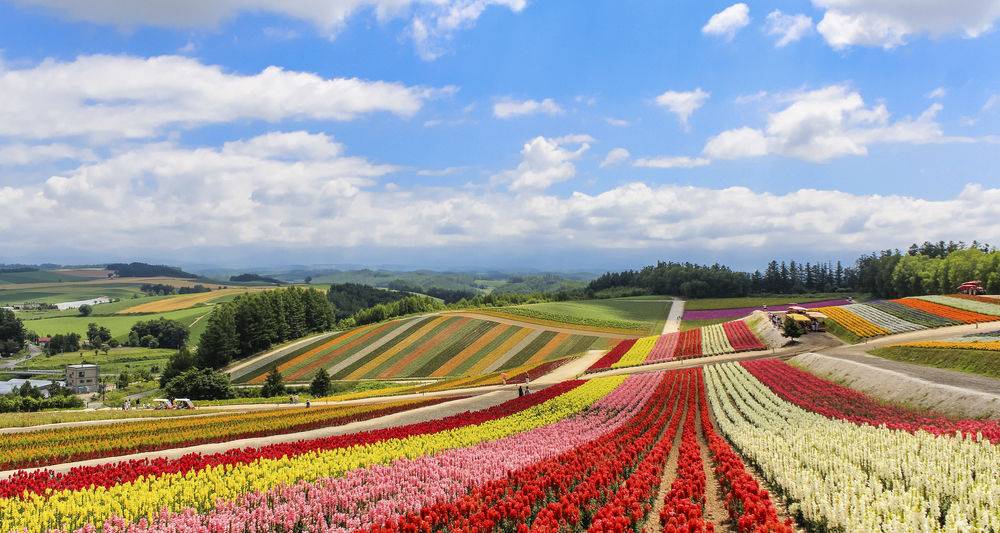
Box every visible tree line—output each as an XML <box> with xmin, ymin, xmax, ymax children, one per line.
<box><xmin>108</xmin><ymin>262</ymin><xmax>198</xmax><ymax>278</ymax></box>
<box><xmin>196</xmin><ymin>286</ymin><xmax>334</xmax><ymax>368</ymax></box>
<box><xmin>588</xmin><ymin>240</ymin><xmax>999</xmax><ymax>299</ymax></box>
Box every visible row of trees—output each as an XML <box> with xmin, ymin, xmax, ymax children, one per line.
<box><xmin>588</xmin><ymin>262</ymin><xmax>754</xmax><ymax>298</ymax></box>
<box><xmin>327</xmin><ymin>283</ymin><xmax>408</xmax><ymax>320</ymax></box>
<box><xmin>196</xmin><ymin>287</ymin><xmax>334</xmax><ymax>368</ymax></box>
<box><xmin>856</xmin><ymin>247</ymin><xmax>1000</xmax><ymax>298</ymax></box>
<box><xmin>589</xmin><ymin>241</ymin><xmax>999</xmax><ymax>299</ymax></box>
<box><xmin>140</xmin><ymin>283</ymin><xmax>211</xmax><ymax>296</ymax></box>
<box><xmin>347</xmin><ymin>295</ymin><xmax>443</xmax><ymax>327</ymax></box>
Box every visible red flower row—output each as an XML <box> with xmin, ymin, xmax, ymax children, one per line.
<box><xmin>0</xmin><ymin>381</ymin><xmax>582</xmax><ymax>499</ymax></box>
<box><xmin>366</xmin><ymin>371</ymin><xmax>688</xmax><ymax>533</ymax></box>
<box><xmin>587</xmin><ymin>339</ymin><xmax>637</xmax><ymax>371</ymax></box>
<box><xmin>659</xmin><ymin>376</ymin><xmax>710</xmax><ymax>532</ymax></box>
<box><xmin>586</xmin><ymin>374</ymin><xmax>690</xmax><ymax>533</ymax></box>
<box><xmin>722</xmin><ymin>321</ymin><xmax>766</xmax><ymax>352</ymax></box>
<box><xmin>674</xmin><ymin>329</ymin><xmax>703</xmax><ymax>359</ymax></box>
<box><xmin>696</xmin><ymin>371</ymin><xmax>793</xmax><ymax>532</ymax></box>
<box><xmin>742</xmin><ymin>359</ymin><xmax>1000</xmax><ymax>442</ymax></box>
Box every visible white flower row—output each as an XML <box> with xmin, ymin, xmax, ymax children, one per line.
<box><xmin>917</xmin><ymin>296</ymin><xmax>1000</xmax><ymax>317</ymax></box>
<box><xmin>701</xmin><ymin>323</ymin><xmax>734</xmax><ymax>356</ymax></box>
<box><xmin>843</xmin><ymin>303</ymin><xmax>925</xmax><ymax>333</ymax></box>
<box><xmin>705</xmin><ymin>362</ymin><xmax>1000</xmax><ymax>532</ymax></box>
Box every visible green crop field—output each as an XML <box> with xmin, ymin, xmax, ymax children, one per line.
<box><xmin>237</xmin><ymin>315</ymin><xmax>614</xmax><ymax>384</ymax></box>
<box><xmin>870</xmin><ymin>346</ymin><xmax>1000</xmax><ymax>380</ymax></box>
<box><xmin>503</xmin><ymin>298</ymin><xmax>671</xmax><ymax>333</ymax></box>
<box><xmin>15</xmin><ymin>347</ymin><xmax>175</xmax><ymax>376</ymax></box>
<box><xmin>0</xmin><ymin>270</ymin><xmax>89</xmax><ymax>284</ymax></box>
<box><xmin>0</xmin><ymin>284</ymin><xmax>146</xmax><ymax>305</ymax></box>
<box><xmin>21</xmin><ymin>306</ymin><xmax>214</xmax><ymax>342</ymax></box>
<box><xmin>683</xmin><ymin>293</ymin><xmax>860</xmax><ymax>310</ymax></box>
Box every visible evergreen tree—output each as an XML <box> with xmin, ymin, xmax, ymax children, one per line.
<box><xmin>310</xmin><ymin>368</ymin><xmax>332</xmax><ymax>397</ymax></box>
<box><xmin>260</xmin><ymin>367</ymin><xmax>286</xmax><ymax>397</ymax></box>
<box><xmin>160</xmin><ymin>345</ymin><xmax>197</xmax><ymax>387</ymax></box>
<box><xmin>197</xmin><ymin>305</ymin><xmax>239</xmax><ymax>368</ymax></box>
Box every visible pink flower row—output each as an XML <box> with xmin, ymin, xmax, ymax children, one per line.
<box><xmin>100</xmin><ymin>374</ymin><xmax>664</xmax><ymax>533</ymax></box>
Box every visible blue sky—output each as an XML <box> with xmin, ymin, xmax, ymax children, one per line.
<box><xmin>1</xmin><ymin>0</ymin><xmax>999</xmax><ymax>271</ymax></box>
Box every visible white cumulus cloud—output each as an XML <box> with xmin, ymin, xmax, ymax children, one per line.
<box><xmin>765</xmin><ymin>10</ymin><xmax>814</xmax><ymax>46</ymax></box>
<box><xmin>493</xmin><ymin>98</ymin><xmax>563</xmax><ymax>119</ymax></box>
<box><xmin>702</xmin><ymin>3</ymin><xmax>750</xmax><ymax>41</ymax></box>
<box><xmin>703</xmin><ymin>85</ymin><xmax>968</xmax><ymax>162</ymax></box>
<box><xmin>655</xmin><ymin>89</ymin><xmax>710</xmax><ymax>130</ymax></box>
<box><xmin>493</xmin><ymin>134</ymin><xmax>591</xmax><ymax>191</ymax></box>
<box><xmin>813</xmin><ymin>0</ymin><xmax>1000</xmax><ymax>49</ymax></box>
<box><xmin>16</xmin><ymin>0</ymin><xmax>526</xmax><ymax>60</ymax></box>
<box><xmin>600</xmin><ymin>147</ymin><xmax>630</xmax><ymax>167</ymax></box>
<box><xmin>0</xmin><ymin>54</ymin><xmax>439</xmax><ymax>142</ymax></box>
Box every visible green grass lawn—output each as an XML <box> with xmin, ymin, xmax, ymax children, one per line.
<box><xmin>823</xmin><ymin>320</ymin><xmax>865</xmax><ymax>344</ymax></box>
<box><xmin>509</xmin><ymin>298</ymin><xmax>671</xmax><ymax>333</ymax></box>
<box><xmin>0</xmin><ymin>283</ymin><xmax>146</xmax><ymax>305</ymax></box>
<box><xmin>679</xmin><ymin>318</ymin><xmax>729</xmax><ymax>332</ymax></box>
<box><xmin>15</xmin><ymin>346</ymin><xmax>174</xmax><ymax>375</ymax></box>
<box><xmin>869</xmin><ymin>346</ymin><xmax>1000</xmax><ymax>380</ymax></box>
<box><xmin>21</xmin><ymin>306</ymin><xmax>214</xmax><ymax>342</ymax></box>
<box><xmin>0</xmin><ymin>270</ymin><xmax>91</xmax><ymax>284</ymax></box>
<box><xmin>684</xmin><ymin>293</ymin><xmax>863</xmax><ymax>311</ymax></box>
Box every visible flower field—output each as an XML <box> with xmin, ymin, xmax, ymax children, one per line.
<box><xmin>915</xmin><ymin>295</ymin><xmax>1000</xmax><ymax>316</ymax></box>
<box><xmin>237</xmin><ymin>316</ymin><xmax>614</xmax><ymax>384</ymax></box>
<box><xmin>589</xmin><ymin>318</ymin><xmax>768</xmax><ymax>371</ymax></box>
<box><xmin>707</xmin><ymin>361</ymin><xmax>1000</xmax><ymax>531</ymax></box>
<box><xmin>818</xmin><ymin>295</ymin><xmax>1000</xmax><ymax>339</ymax></box>
<box><xmin>893</xmin><ymin>331</ymin><xmax>1000</xmax><ymax>352</ymax></box>
<box><xmin>0</xmin><ymin>397</ymin><xmax>452</xmax><ymax>470</ymax></box>
<box><xmin>3</xmin><ymin>349</ymin><xmax>997</xmax><ymax>532</ymax></box>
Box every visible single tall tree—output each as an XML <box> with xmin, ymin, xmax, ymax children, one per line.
<box><xmin>310</xmin><ymin>368</ymin><xmax>332</xmax><ymax>397</ymax></box>
<box><xmin>261</xmin><ymin>367</ymin><xmax>286</xmax><ymax>397</ymax></box>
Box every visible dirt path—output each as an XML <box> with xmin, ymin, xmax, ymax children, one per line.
<box><xmin>446</xmin><ymin>312</ymin><xmax>639</xmax><ymax>339</ymax></box>
<box><xmin>696</xmin><ymin>398</ymin><xmax>730</xmax><ymax>529</ymax></box>
<box><xmin>642</xmin><ymin>380</ymin><xmax>688</xmax><ymax>533</ymax></box>
<box><xmin>792</xmin><ymin>352</ymin><xmax>1000</xmax><ymax>419</ymax></box>
<box><xmin>530</xmin><ymin>350</ymin><xmax>604</xmax><ymax>385</ymax></box>
<box><xmin>0</xmin><ymin>391</ymin><xmax>515</xmax><ymax>480</ymax></box>
<box><xmin>662</xmin><ymin>298</ymin><xmax>684</xmax><ymax>335</ymax></box>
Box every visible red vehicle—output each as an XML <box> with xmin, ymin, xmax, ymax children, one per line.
<box><xmin>957</xmin><ymin>280</ymin><xmax>985</xmax><ymax>295</ymax></box>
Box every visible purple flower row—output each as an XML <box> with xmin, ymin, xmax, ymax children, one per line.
<box><xmin>681</xmin><ymin>298</ymin><xmax>852</xmax><ymax>320</ymax></box>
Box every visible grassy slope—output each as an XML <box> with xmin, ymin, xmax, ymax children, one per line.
<box><xmin>507</xmin><ymin>298</ymin><xmax>670</xmax><ymax>334</ymax></box>
<box><xmin>15</xmin><ymin>347</ymin><xmax>174</xmax><ymax>375</ymax></box>
<box><xmin>21</xmin><ymin>306</ymin><xmax>213</xmax><ymax>342</ymax></box>
<box><xmin>679</xmin><ymin>318</ymin><xmax>729</xmax><ymax>332</ymax></box>
<box><xmin>870</xmin><ymin>346</ymin><xmax>1000</xmax><ymax>380</ymax></box>
<box><xmin>823</xmin><ymin>319</ymin><xmax>864</xmax><ymax>344</ymax></box>
<box><xmin>684</xmin><ymin>293</ymin><xmax>862</xmax><ymax>311</ymax></box>
<box><xmin>0</xmin><ymin>284</ymin><xmax>145</xmax><ymax>305</ymax></box>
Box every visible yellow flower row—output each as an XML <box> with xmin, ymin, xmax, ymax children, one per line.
<box><xmin>611</xmin><ymin>335</ymin><xmax>657</xmax><ymax>368</ymax></box>
<box><xmin>0</xmin><ymin>376</ymin><xmax>625</xmax><ymax>532</ymax></box>
<box><xmin>817</xmin><ymin>306</ymin><xmax>889</xmax><ymax>337</ymax></box>
<box><xmin>896</xmin><ymin>340</ymin><xmax>1000</xmax><ymax>351</ymax></box>
<box><xmin>1</xmin><ymin>399</ymin><xmax>430</xmax><ymax>468</ymax></box>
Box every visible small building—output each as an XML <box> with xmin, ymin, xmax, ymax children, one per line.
<box><xmin>66</xmin><ymin>364</ymin><xmax>100</xmax><ymax>393</ymax></box>
<box><xmin>36</xmin><ymin>336</ymin><xmax>51</xmax><ymax>347</ymax></box>
<box><xmin>0</xmin><ymin>379</ymin><xmax>60</xmax><ymax>397</ymax></box>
